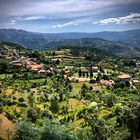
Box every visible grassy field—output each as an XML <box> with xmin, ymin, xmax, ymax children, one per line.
<box><xmin>71</xmin><ymin>82</ymin><xmax>92</xmax><ymax>96</ymax></box>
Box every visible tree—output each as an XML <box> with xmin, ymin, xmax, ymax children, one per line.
<box><xmin>13</xmin><ymin>120</ymin><xmax>40</xmax><ymax>140</ymax></box>
<box><xmin>0</xmin><ymin>61</ymin><xmax>8</xmax><ymax>74</ymax></box>
<box><xmin>58</xmin><ymin>93</ymin><xmax>63</xmax><ymax>102</ymax></box>
<box><xmin>78</xmin><ymin>69</ymin><xmax>82</xmax><ymax>77</ymax></box>
<box><xmin>27</xmin><ymin>92</ymin><xmax>34</xmax><ymax>107</ymax></box>
<box><xmin>27</xmin><ymin>108</ymin><xmax>38</xmax><ymax>123</ymax></box>
<box><xmin>114</xmin><ymin>104</ymin><xmax>140</xmax><ymax>140</ymax></box>
<box><xmin>90</xmin><ymin>70</ymin><xmax>93</xmax><ymax>78</ymax></box>
<box><xmin>56</xmin><ymin>59</ymin><xmax>60</xmax><ymax>65</ymax></box>
<box><xmin>86</xmin><ymin>72</ymin><xmax>89</xmax><ymax>78</ymax></box>
<box><xmin>89</xmin><ymin>79</ymin><xmax>96</xmax><ymax>84</ymax></box>
<box><xmin>85</xmin><ymin>115</ymin><xmax>109</xmax><ymax>140</ymax></box>
<box><xmin>41</xmin><ymin>119</ymin><xmax>75</xmax><ymax>140</ymax></box>
<box><xmin>103</xmin><ymin>94</ymin><xmax>116</xmax><ymax>107</ymax></box>
<box><xmin>13</xmin><ymin>119</ymin><xmax>77</xmax><ymax>140</ymax></box>
<box><xmin>96</xmin><ymin>73</ymin><xmax>102</xmax><ymax>82</ymax></box>
<box><xmin>12</xmin><ymin>73</ymin><xmax>17</xmax><ymax>79</ymax></box>
<box><xmin>125</xmin><ymin>81</ymin><xmax>130</xmax><ymax>87</ymax></box>
<box><xmin>68</xmin><ymin>84</ymin><xmax>73</xmax><ymax>92</ymax></box>
<box><xmin>49</xmin><ymin>99</ymin><xmax>60</xmax><ymax>114</ymax></box>
<box><xmin>80</xmin><ymin>84</ymin><xmax>88</xmax><ymax>99</ymax></box>
<box><xmin>102</xmin><ymin>74</ymin><xmax>109</xmax><ymax>80</ymax></box>
<box><xmin>24</xmin><ymin>72</ymin><xmax>29</xmax><ymax>80</ymax></box>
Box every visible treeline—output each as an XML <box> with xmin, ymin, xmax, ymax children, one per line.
<box><xmin>56</xmin><ymin>45</ymin><xmax>112</xmax><ymax>62</ymax></box>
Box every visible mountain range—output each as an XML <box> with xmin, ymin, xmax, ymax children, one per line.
<box><xmin>0</xmin><ymin>29</ymin><xmax>140</xmax><ymax>57</ymax></box>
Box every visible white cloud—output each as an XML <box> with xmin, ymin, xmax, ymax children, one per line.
<box><xmin>10</xmin><ymin>20</ymin><xmax>16</xmax><ymax>25</ymax></box>
<box><xmin>93</xmin><ymin>13</ymin><xmax>140</xmax><ymax>25</ymax></box>
<box><xmin>52</xmin><ymin>22</ymin><xmax>78</xmax><ymax>28</ymax></box>
<box><xmin>52</xmin><ymin>17</ymin><xmax>93</xmax><ymax>29</ymax></box>
<box><xmin>17</xmin><ymin>16</ymin><xmax>46</xmax><ymax>21</ymax></box>
<box><xmin>93</xmin><ymin>21</ymin><xmax>98</xmax><ymax>24</ymax></box>
<box><xmin>1</xmin><ymin>0</ymin><xmax>139</xmax><ymax>19</ymax></box>
<box><xmin>3</xmin><ymin>19</ymin><xmax>16</xmax><ymax>26</ymax></box>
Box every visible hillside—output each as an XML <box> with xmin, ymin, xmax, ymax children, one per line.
<box><xmin>0</xmin><ymin>29</ymin><xmax>140</xmax><ymax>47</ymax></box>
<box><xmin>0</xmin><ymin>42</ymin><xmax>26</xmax><ymax>55</ymax></box>
<box><xmin>0</xmin><ymin>40</ymin><xmax>140</xmax><ymax>140</ymax></box>
<box><xmin>55</xmin><ymin>38</ymin><xmax>140</xmax><ymax>57</ymax></box>
<box><xmin>48</xmin><ymin>29</ymin><xmax>140</xmax><ymax>46</ymax></box>
<box><xmin>0</xmin><ymin>29</ymin><xmax>52</xmax><ymax>50</ymax></box>
<box><xmin>0</xmin><ymin>42</ymin><xmax>25</xmax><ymax>50</ymax></box>
<box><xmin>0</xmin><ymin>29</ymin><xmax>140</xmax><ymax>57</ymax></box>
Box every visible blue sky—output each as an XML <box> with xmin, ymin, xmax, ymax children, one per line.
<box><xmin>0</xmin><ymin>0</ymin><xmax>140</xmax><ymax>33</ymax></box>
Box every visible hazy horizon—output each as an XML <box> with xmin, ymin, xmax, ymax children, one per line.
<box><xmin>0</xmin><ymin>28</ymin><xmax>140</xmax><ymax>34</ymax></box>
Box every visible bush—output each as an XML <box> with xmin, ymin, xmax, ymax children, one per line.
<box><xmin>49</xmin><ymin>99</ymin><xmax>60</xmax><ymax>114</ymax></box>
<box><xmin>89</xmin><ymin>79</ymin><xmax>96</xmax><ymax>84</ymax></box>
<box><xmin>18</xmin><ymin>97</ymin><xmax>24</xmax><ymax>102</ymax></box>
<box><xmin>41</xmin><ymin>120</ymin><xmax>75</xmax><ymax>140</ymax></box>
<box><xmin>27</xmin><ymin>108</ymin><xmax>38</xmax><ymax>123</ymax></box>
<box><xmin>13</xmin><ymin>119</ymin><xmax>77</xmax><ymax>140</ymax></box>
<box><xmin>17</xmin><ymin>102</ymin><xmax>27</xmax><ymax>107</ymax></box>
<box><xmin>7</xmin><ymin>100</ymin><xmax>16</xmax><ymax>106</ymax></box>
<box><xmin>13</xmin><ymin>120</ymin><xmax>40</xmax><ymax>140</ymax></box>
<box><xmin>5</xmin><ymin>111</ymin><xmax>15</xmax><ymax>120</ymax></box>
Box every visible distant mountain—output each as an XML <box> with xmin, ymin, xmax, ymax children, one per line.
<box><xmin>47</xmin><ymin>30</ymin><xmax>140</xmax><ymax>47</ymax></box>
<box><xmin>55</xmin><ymin>38</ymin><xmax>140</xmax><ymax>57</ymax></box>
<box><xmin>0</xmin><ymin>29</ymin><xmax>140</xmax><ymax>47</ymax></box>
<box><xmin>41</xmin><ymin>29</ymin><xmax>140</xmax><ymax>47</ymax></box>
<box><xmin>0</xmin><ymin>29</ymin><xmax>52</xmax><ymax>50</ymax></box>
<box><xmin>0</xmin><ymin>29</ymin><xmax>140</xmax><ymax>57</ymax></box>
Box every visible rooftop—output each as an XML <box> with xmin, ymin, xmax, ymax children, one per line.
<box><xmin>117</xmin><ymin>74</ymin><xmax>131</xmax><ymax>79</ymax></box>
<box><xmin>100</xmin><ymin>80</ymin><xmax>113</xmax><ymax>87</ymax></box>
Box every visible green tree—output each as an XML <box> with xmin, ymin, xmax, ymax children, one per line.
<box><xmin>0</xmin><ymin>61</ymin><xmax>8</xmax><ymax>74</ymax></box>
<box><xmin>27</xmin><ymin>108</ymin><xmax>38</xmax><ymax>123</ymax></box>
<box><xmin>78</xmin><ymin>69</ymin><xmax>82</xmax><ymax>77</ymax></box>
<box><xmin>85</xmin><ymin>115</ymin><xmax>109</xmax><ymax>140</ymax></box>
<box><xmin>41</xmin><ymin>119</ymin><xmax>75</xmax><ymax>140</ymax></box>
<box><xmin>49</xmin><ymin>99</ymin><xmax>60</xmax><ymax>114</ymax></box>
<box><xmin>90</xmin><ymin>70</ymin><xmax>93</xmax><ymax>78</ymax></box>
<box><xmin>103</xmin><ymin>94</ymin><xmax>116</xmax><ymax>107</ymax></box>
<box><xmin>13</xmin><ymin>120</ymin><xmax>40</xmax><ymax>140</ymax></box>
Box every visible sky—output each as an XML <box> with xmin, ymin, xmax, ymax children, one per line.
<box><xmin>0</xmin><ymin>0</ymin><xmax>140</xmax><ymax>33</ymax></box>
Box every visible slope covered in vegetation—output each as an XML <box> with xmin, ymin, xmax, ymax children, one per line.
<box><xmin>0</xmin><ymin>42</ymin><xmax>140</xmax><ymax>140</ymax></box>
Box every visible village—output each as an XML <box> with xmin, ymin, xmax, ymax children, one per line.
<box><xmin>1</xmin><ymin>43</ymin><xmax>140</xmax><ymax>92</ymax></box>
<box><xmin>0</xmin><ymin>42</ymin><xmax>140</xmax><ymax>140</ymax></box>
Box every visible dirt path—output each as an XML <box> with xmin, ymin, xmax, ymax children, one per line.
<box><xmin>0</xmin><ymin>114</ymin><xmax>15</xmax><ymax>140</ymax></box>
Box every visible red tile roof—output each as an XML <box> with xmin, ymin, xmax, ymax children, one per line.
<box><xmin>117</xmin><ymin>74</ymin><xmax>131</xmax><ymax>79</ymax></box>
<box><xmin>29</xmin><ymin>64</ymin><xmax>43</xmax><ymax>71</ymax></box>
<box><xmin>100</xmin><ymin>80</ymin><xmax>113</xmax><ymax>87</ymax></box>
<box><xmin>38</xmin><ymin>69</ymin><xmax>46</xmax><ymax>73</ymax></box>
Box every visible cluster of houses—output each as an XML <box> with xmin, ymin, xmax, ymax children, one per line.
<box><xmin>98</xmin><ymin>74</ymin><xmax>131</xmax><ymax>88</ymax></box>
<box><xmin>69</xmin><ymin>64</ymin><xmax>139</xmax><ymax>92</ymax></box>
<box><xmin>1</xmin><ymin>43</ymin><xmax>139</xmax><ymax>89</ymax></box>
<box><xmin>1</xmin><ymin>47</ymin><xmax>47</xmax><ymax>75</ymax></box>
<box><xmin>5</xmin><ymin>53</ymin><xmax>70</xmax><ymax>76</ymax></box>
<box><xmin>9</xmin><ymin>56</ymin><xmax>47</xmax><ymax>74</ymax></box>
